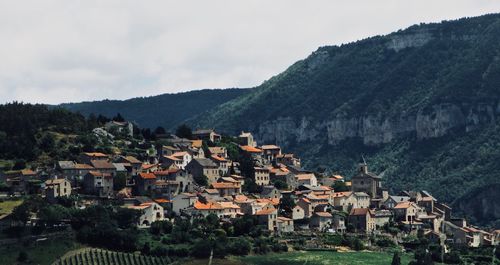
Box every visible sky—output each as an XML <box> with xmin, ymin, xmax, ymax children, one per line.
<box><xmin>0</xmin><ymin>1</ymin><xmax>499</xmax><ymax>104</ymax></box>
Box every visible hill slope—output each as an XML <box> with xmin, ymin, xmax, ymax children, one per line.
<box><xmin>190</xmin><ymin>14</ymin><xmax>500</xmax><ymax>223</ymax></box>
<box><xmin>61</xmin><ymin>88</ymin><xmax>249</xmax><ymax>130</ymax></box>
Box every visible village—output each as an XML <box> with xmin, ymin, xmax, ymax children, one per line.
<box><xmin>1</xmin><ymin>119</ymin><xmax>499</xmax><ymax>262</ymax></box>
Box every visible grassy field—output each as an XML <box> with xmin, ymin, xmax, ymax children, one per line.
<box><xmin>181</xmin><ymin>251</ymin><xmax>412</xmax><ymax>265</ymax></box>
<box><xmin>0</xmin><ymin>199</ymin><xmax>23</xmax><ymax>216</ymax></box>
<box><xmin>0</xmin><ymin>236</ymin><xmax>81</xmax><ymax>265</ymax></box>
<box><xmin>239</xmin><ymin>251</ymin><xmax>412</xmax><ymax>265</ymax></box>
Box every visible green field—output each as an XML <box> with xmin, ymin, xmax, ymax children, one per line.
<box><xmin>0</xmin><ymin>236</ymin><xmax>81</xmax><ymax>265</ymax></box>
<box><xmin>0</xmin><ymin>199</ymin><xmax>23</xmax><ymax>216</ymax></box>
<box><xmin>238</xmin><ymin>251</ymin><xmax>412</xmax><ymax>265</ymax></box>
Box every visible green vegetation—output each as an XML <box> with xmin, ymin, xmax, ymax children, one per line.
<box><xmin>238</xmin><ymin>251</ymin><xmax>412</xmax><ymax>265</ymax></box>
<box><xmin>0</xmin><ymin>236</ymin><xmax>81</xmax><ymax>265</ymax></box>
<box><xmin>60</xmin><ymin>88</ymin><xmax>249</xmax><ymax>130</ymax></box>
<box><xmin>0</xmin><ymin>199</ymin><xmax>23</xmax><ymax>216</ymax></box>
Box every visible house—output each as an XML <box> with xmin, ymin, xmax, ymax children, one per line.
<box><xmin>254</xmin><ymin>167</ymin><xmax>270</xmax><ymax>186</ymax></box>
<box><xmin>295</xmin><ymin>173</ymin><xmax>318</xmax><ymax>187</ymax></box>
<box><xmin>310</xmin><ymin>212</ymin><xmax>333</xmax><ymax>231</ymax></box>
<box><xmin>239</xmin><ymin>145</ymin><xmax>263</xmax><ymax>157</ymax></box>
<box><xmin>238</xmin><ymin>132</ymin><xmax>256</xmax><ymax>147</ymax></box>
<box><xmin>208</xmin><ymin>147</ymin><xmax>227</xmax><ymax>158</ymax></box>
<box><xmin>45</xmin><ymin>178</ymin><xmax>71</xmax><ymax>202</ymax></box>
<box><xmin>254</xmin><ymin>204</ymin><xmax>278</xmax><ymax>231</ymax></box>
<box><xmin>172</xmin><ymin>192</ymin><xmax>198</xmax><ymax>214</ymax></box>
<box><xmin>297</xmin><ymin>198</ymin><xmax>314</xmax><ymax>218</ymax></box>
<box><xmin>192</xmin><ymin>200</ymin><xmax>224</xmax><ymax>218</ymax></box>
<box><xmin>444</xmin><ymin>221</ymin><xmax>468</xmax><ymax>245</ymax></box>
<box><xmin>210</xmin><ymin>155</ymin><xmax>230</xmax><ymax>176</ymax></box>
<box><xmin>292</xmin><ymin>205</ymin><xmax>305</xmax><ymax>220</ymax></box>
<box><xmin>332</xmin><ymin>211</ymin><xmax>347</xmax><ymax>233</ymax></box>
<box><xmin>125</xmin><ymin>202</ymin><xmax>164</xmax><ymax>228</ymax></box>
<box><xmin>201</xmin><ymin>189</ymin><xmax>220</xmax><ymax>201</ymax></box>
<box><xmin>276</xmin><ymin>217</ymin><xmax>294</xmax><ymax>233</ymax></box>
<box><xmin>383</xmin><ymin>195</ymin><xmax>410</xmax><ymax>209</ymax></box>
<box><xmin>161</xmin><ymin>151</ymin><xmax>192</xmax><ymax>170</ymax></box>
<box><xmin>352</xmin><ymin>192</ymin><xmax>370</xmax><ymax>209</ymax></box>
<box><xmin>104</xmin><ymin>121</ymin><xmax>134</xmax><ymax>137</ymax></box>
<box><xmin>218</xmin><ymin>201</ymin><xmax>242</xmax><ymax>218</ymax></box>
<box><xmin>393</xmin><ymin>201</ymin><xmax>421</xmax><ymax>223</ymax></box>
<box><xmin>260</xmin><ymin>186</ymin><xmax>280</xmax><ymax>199</ymax></box>
<box><xmin>90</xmin><ymin>160</ymin><xmax>116</xmax><ymax>175</ymax></box>
<box><xmin>211</xmin><ymin>182</ymin><xmax>241</xmax><ymax>197</ymax></box>
<box><xmin>332</xmin><ymin>191</ymin><xmax>354</xmax><ymax>211</ymax></box>
<box><xmin>186</xmin><ymin>158</ymin><xmax>220</xmax><ymax>185</ymax></box>
<box><xmin>192</xmin><ymin>129</ymin><xmax>221</xmax><ymax>142</ymax></box>
<box><xmin>83</xmin><ymin>171</ymin><xmax>113</xmax><ymax>198</ymax></box>
<box><xmin>233</xmin><ymin>194</ymin><xmax>255</xmax><ymax>215</ymax></box>
<box><xmin>276</xmin><ymin>154</ymin><xmax>301</xmax><ymax>167</ymax></box>
<box><xmin>136</xmin><ymin>172</ymin><xmax>157</xmax><ymax>195</ymax></box>
<box><xmin>374</xmin><ymin>209</ymin><xmax>393</xmax><ymax>228</ymax></box>
<box><xmin>56</xmin><ymin>161</ymin><xmax>94</xmax><ymax>182</ymax></box>
<box><xmin>348</xmin><ymin>208</ymin><xmax>376</xmax><ymax>233</ymax></box>
<box><xmin>351</xmin><ymin>161</ymin><xmax>382</xmax><ymax>199</ymax></box>
<box><xmin>261</xmin><ymin>145</ymin><xmax>281</xmax><ymax>161</ymax></box>
<box><xmin>116</xmin><ymin>156</ymin><xmax>142</xmax><ymax>175</ymax></box>
<box><xmin>79</xmin><ymin>152</ymin><xmax>108</xmax><ymax>164</ymax></box>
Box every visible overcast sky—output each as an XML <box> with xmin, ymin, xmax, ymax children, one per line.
<box><xmin>0</xmin><ymin>1</ymin><xmax>499</xmax><ymax>104</ymax></box>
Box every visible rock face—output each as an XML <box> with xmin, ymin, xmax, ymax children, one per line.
<box><xmin>386</xmin><ymin>29</ymin><xmax>434</xmax><ymax>52</ymax></box>
<box><xmin>452</xmin><ymin>183</ymin><xmax>500</xmax><ymax>226</ymax></box>
<box><xmin>255</xmin><ymin>102</ymin><xmax>499</xmax><ymax>147</ymax></box>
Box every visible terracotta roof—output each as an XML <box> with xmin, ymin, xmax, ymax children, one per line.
<box><xmin>191</xmin><ymin>140</ymin><xmax>203</xmax><ymax>148</ymax></box>
<box><xmin>261</xmin><ymin>145</ymin><xmax>280</xmax><ymax>150</ymax></box>
<box><xmin>208</xmin><ymin>147</ymin><xmax>226</xmax><ymax>154</ymax></box>
<box><xmin>240</xmin><ymin>145</ymin><xmax>262</xmax><ymax>153</ymax></box>
<box><xmin>123</xmin><ymin>156</ymin><xmax>141</xmax><ymax>164</ymax></box>
<box><xmin>233</xmin><ymin>195</ymin><xmax>253</xmax><ymax>203</ymax></box>
<box><xmin>154</xmin><ymin>198</ymin><xmax>171</xmax><ymax>203</ymax></box>
<box><xmin>194</xmin><ymin>201</ymin><xmax>223</xmax><ymax>210</ymax></box>
<box><xmin>139</xmin><ymin>172</ymin><xmax>157</xmax><ymax>180</ymax></box>
<box><xmin>255</xmin><ymin>207</ymin><xmax>276</xmax><ymax>215</ymax></box>
<box><xmin>91</xmin><ymin>160</ymin><xmax>115</xmax><ymax>169</ymax></box>
<box><xmin>256</xmin><ymin>198</ymin><xmax>279</xmax><ymax>206</ymax></box>
<box><xmin>141</xmin><ymin>163</ymin><xmax>158</xmax><ymax>170</ymax></box>
<box><xmin>296</xmin><ymin>173</ymin><xmax>315</xmax><ymax>180</ymax></box>
<box><xmin>219</xmin><ymin>201</ymin><xmax>240</xmax><ymax>209</ymax></box>
<box><xmin>350</xmin><ymin>208</ymin><xmax>373</xmax><ymax>216</ymax></box>
<box><xmin>203</xmin><ymin>188</ymin><xmax>219</xmax><ymax>194</ymax></box>
<box><xmin>277</xmin><ymin>216</ymin><xmax>293</xmax><ymax>221</ymax></box>
<box><xmin>212</xmin><ymin>182</ymin><xmax>240</xmax><ymax>189</ymax></box>
<box><xmin>394</xmin><ymin>201</ymin><xmax>415</xmax><ymax>209</ymax></box>
<box><xmin>211</xmin><ymin>155</ymin><xmax>228</xmax><ymax>162</ymax></box>
<box><xmin>314</xmin><ymin>212</ymin><xmax>332</xmax><ymax>217</ymax></box>
<box><xmin>21</xmin><ymin>169</ymin><xmax>36</xmax><ymax>176</ymax></box>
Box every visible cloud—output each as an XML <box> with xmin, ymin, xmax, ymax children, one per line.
<box><xmin>0</xmin><ymin>0</ymin><xmax>499</xmax><ymax>104</ymax></box>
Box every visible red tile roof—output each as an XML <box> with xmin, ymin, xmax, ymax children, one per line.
<box><xmin>139</xmin><ymin>172</ymin><xmax>156</xmax><ymax>180</ymax></box>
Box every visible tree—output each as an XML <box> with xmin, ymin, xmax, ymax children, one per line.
<box><xmin>113</xmin><ymin>172</ymin><xmax>127</xmax><ymax>191</ymax></box>
<box><xmin>332</xmin><ymin>181</ymin><xmax>350</xmax><ymax>192</ymax></box>
<box><xmin>272</xmin><ymin>179</ymin><xmax>288</xmax><ymax>190</ymax></box>
<box><xmin>194</xmin><ymin>174</ymin><xmax>208</xmax><ymax>187</ymax></box>
<box><xmin>391</xmin><ymin>252</ymin><xmax>401</xmax><ymax>265</ymax></box>
<box><xmin>112</xmin><ymin>113</ymin><xmax>125</xmax><ymax>122</ymax></box>
<box><xmin>114</xmin><ymin>208</ymin><xmax>141</xmax><ymax>229</ymax></box>
<box><xmin>227</xmin><ymin>237</ymin><xmax>252</xmax><ymax>256</ymax></box>
<box><xmin>154</xmin><ymin>126</ymin><xmax>166</xmax><ymax>135</ymax></box>
<box><xmin>17</xmin><ymin>251</ymin><xmax>28</xmax><ymax>262</ymax></box>
<box><xmin>11</xmin><ymin>203</ymin><xmax>30</xmax><ymax>225</ymax></box>
<box><xmin>175</xmin><ymin>124</ymin><xmax>193</xmax><ymax>139</ymax></box>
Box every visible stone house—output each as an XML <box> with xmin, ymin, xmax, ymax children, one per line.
<box><xmin>261</xmin><ymin>145</ymin><xmax>281</xmax><ymax>161</ymax></box>
<box><xmin>260</xmin><ymin>185</ymin><xmax>280</xmax><ymax>199</ymax></box>
<box><xmin>310</xmin><ymin>212</ymin><xmax>333</xmax><ymax>231</ymax></box>
<box><xmin>255</xmin><ymin>205</ymin><xmax>278</xmax><ymax>231</ymax></box>
<box><xmin>192</xmin><ymin>129</ymin><xmax>221</xmax><ymax>143</ymax></box>
<box><xmin>238</xmin><ymin>132</ymin><xmax>256</xmax><ymax>147</ymax></box>
<box><xmin>277</xmin><ymin>217</ymin><xmax>294</xmax><ymax>233</ymax></box>
<box><xmin>125</xmin><ymin>202</ymin><xmax>164</xmax><ymax>228</ymax></box>
<box><xmin>348</xmin><ymin>208</ymin><xmax>376</xmax><ymax>233</ymax></box>
<box><xmin>254</xmin><ymin>167</ymin><xmax>270</xmax><ymax>186</ymax></box>
<box><xmin>171</xmin><ymin>192</ymin><xmax>198</xmax><ymax>214</ymax></box>
<box><xmin>83</xmin><ymin>171</ymin><xmax>114</xmax><ymax>198</ymax></box>
<box><xmin>186</xmin><ymin>158</ymin><xmax>220</xmax><ymax>185</ymax></box>
<box><xmin>136</xmin><ymin>172</ymin><xmax>157</xmax><ymax>195</ymax></box>
<box><xmin>45</xmin><ymin>178</ymin><xmax>71</xmax><ymax>202</ymax></box>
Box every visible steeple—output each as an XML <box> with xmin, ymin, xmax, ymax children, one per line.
<box><xmin>359</xmin><ymin>155</ymin><xmax>368</xmax><ymax>174</ymax></box>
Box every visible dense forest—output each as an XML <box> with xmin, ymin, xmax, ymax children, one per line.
<box><xmin>60</xmin><ymin>88</ymin><xmax>249</xmax><ymax>130</ymax></box>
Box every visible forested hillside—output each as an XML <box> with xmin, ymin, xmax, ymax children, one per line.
<box><xmin>60</xmin><ymin>88</ymin><xmax>248</xmax><ymax>130</ymax></box>
<box><xmin>188</xmin><ymin>14</ymin><xmax>500</xmax><ymax>225</ymax></box>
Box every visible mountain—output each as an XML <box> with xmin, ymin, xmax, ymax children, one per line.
<box><xmin>60</xmin><ymin>88</ymin><xmax>249</xmax><ymax>130</ymax></box>
<box><xmin>189</xmin><ymin>14</ymin><xmax>500</xmax><ymax>225</ymax></box>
